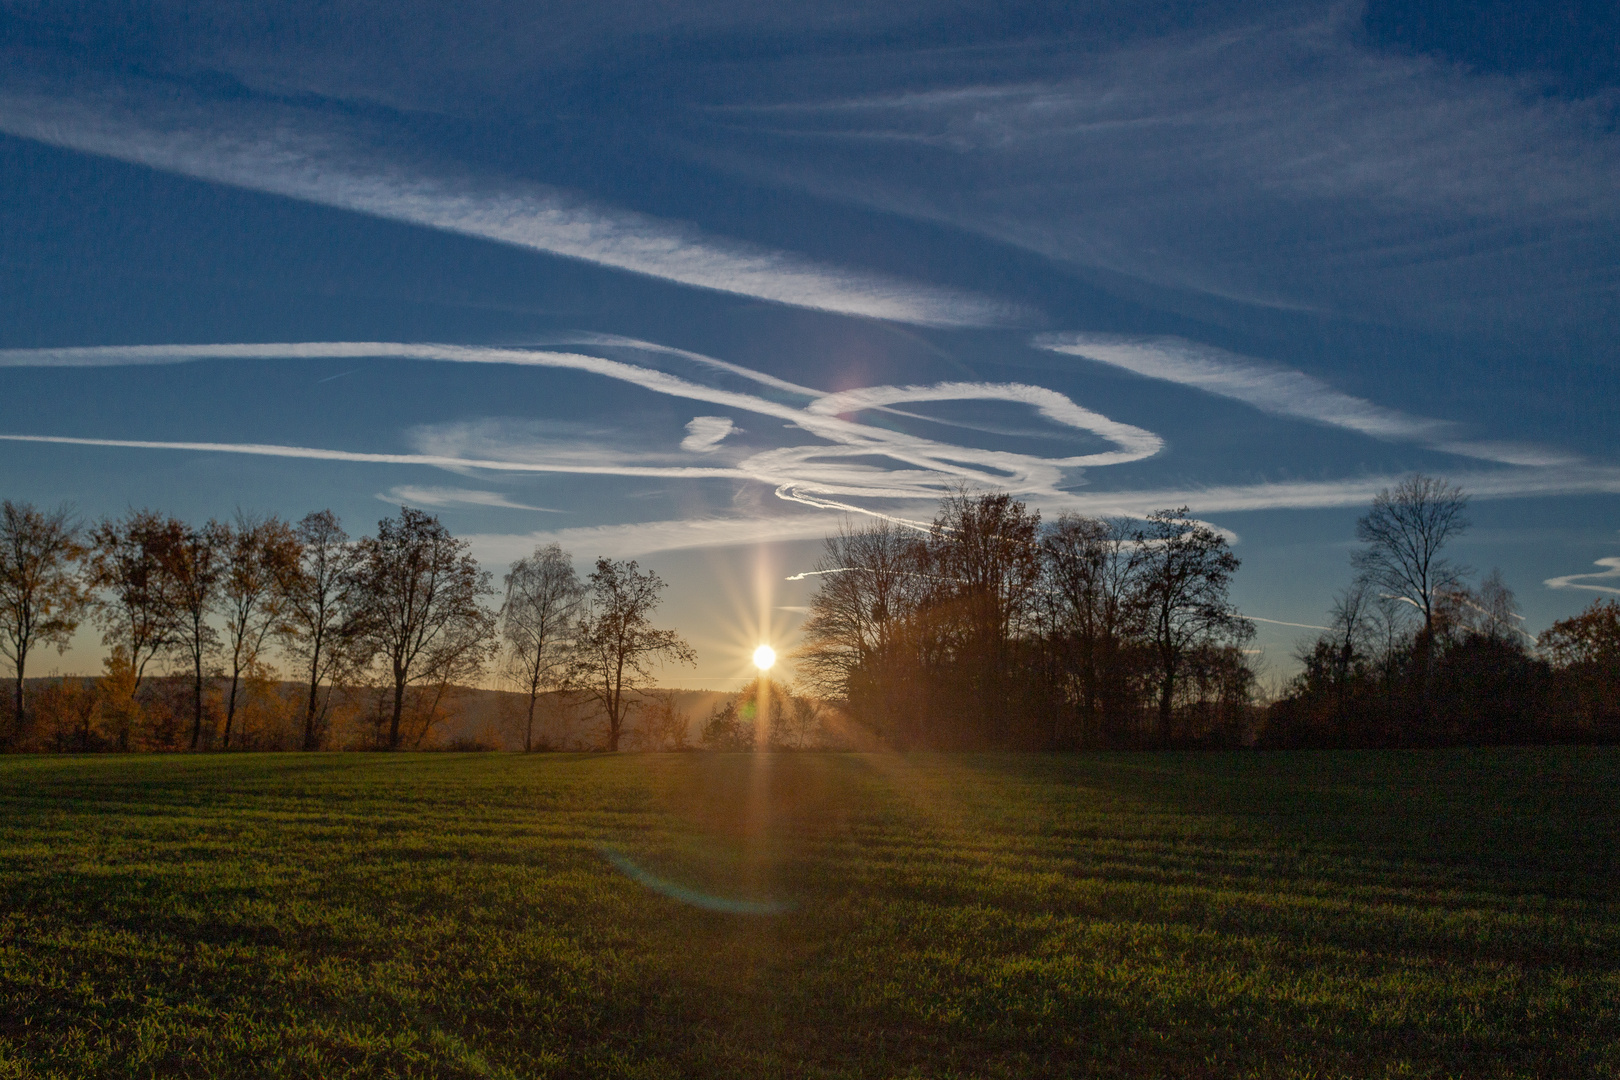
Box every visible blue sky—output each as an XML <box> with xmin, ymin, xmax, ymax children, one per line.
<box><xmin>2</xmin><ymin>0</ymin><xmax>1617</xmax><ymax>687</ymax></box>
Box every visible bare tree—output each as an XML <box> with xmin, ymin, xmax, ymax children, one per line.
<box><xmin>276</xmin><ymin>511</ymin><xmax>362</xmax><ymax>751</ymax></box>
<box><xmin>628</xmin><ymin>690</ymin><xmax>691</xmax><ymax>750</ymax></box>
<box><xmin>402</xmin><ymin>611</ymin><xmax>493</xmax><ymax>749</ymax></box>
<box><xmin>1462</xmin><ymin>569</ymin><xmax>1527</xmax><ymax>645</ymax></box>
<box><xmin>924</xmin><ymin>490</ymin><xmax>1044</xmax><ymax>745</ymax></box>
<box><xmin>1042</xmin><ymin>514</ymin><xmax>1144</xmax><ymax>744</ymax></box>
<box><xmin>218</xmin><ymin>512</ymin><xmax>299</xmax><ymax>749</ymax></box>
<box><xmin>499</xmin><ymin>543</ymin><xmax>584</xmax><ymax>752</ymax></box>
<box><xmin>157</xmin><ymin>520</ymin><xmax>228</xmax><ymax>750</ymax></box>
<box><xmin>87</xmin><ymin>509</ymin><xmax>183</xmax><ymax>703</ymax></box>
<box><xmin>351</xmin><ymin>508</ymin><xmax>496</xmax><ymax>750</ymax></box>
<box><xmin>1352</xmin><ymin>474</ymin><xmax>1470</xmax><ymax>636</ymax></box>
<box><xmin>1135</xmin><ymin>509</ymin><xmax>1252</xmax><ymax>744</ymax></box>
<box><xmin>796</xmin><ymin>519</ymin><xmax>926</xmax><ymax>738</ymax></box>
<box><xmin>775</xmin><ymin>689</ymin><xmax>825</xmax><ymax>750</ymax></box>
<box><xmin>1326</xmin><ymin>581</ymin><xmax>1377</xmax><ymax>692</ymax></box>
<box><xmin>0</xmin><ymin>501</ymin><xmax>87</xmax><ymax>739</ymax></box>
<box><xmin>569</xmin><ymin>558</ymin><xmax>695</xmax><ymax>751</ymax></box>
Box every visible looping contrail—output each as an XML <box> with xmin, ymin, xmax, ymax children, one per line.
<box><xmin>0</xmin><ymin>340</ymin><xmax>1163</xmax><ymax>528</ymax></box>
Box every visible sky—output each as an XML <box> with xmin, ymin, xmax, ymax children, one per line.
<box><xmin>1</xmin><ymin>0</ymin><xmax>1618</xmax><ymax>689</ymax></box>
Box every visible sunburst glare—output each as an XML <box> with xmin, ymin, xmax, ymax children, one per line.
<box><xmin>752</xmin><ymin>644</ymin><xmax>777</xmax><ymax>671</ymax></box>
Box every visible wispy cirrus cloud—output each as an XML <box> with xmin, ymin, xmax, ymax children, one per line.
<box><xmin>1034</xmin><ymin>467</ymin><xmax>1620</xmax><ymax>519</ymax></box>
<box><xmin>1038</xmin><ymin>333</ymin><xmax>1576</xmax><ymax>467</ymax></box>
<box><xmin>378</xmin><ymin>485</ymin><xmax>565</xmax><ymax>513</ymax></box>
<box><xmin>706</xmin><ymin>11</ymin><xmax>1620</xmax><ymax>337</ymax></box>
<box><xmin>1039</xmin><ymin>333</ymin><xmax>1446</xmax><ymax>441</ymax></box>
<box><xmin>0</xmin><ymin>73</ymin><xmax>1014</xmax><ymax>328</ymax></box>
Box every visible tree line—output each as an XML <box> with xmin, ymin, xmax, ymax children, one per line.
<box><xmin>796</xmin><ymin>480</ymin><xmax>1618</xmax><ymax>749</ymax></box>
<box><xmin>0</xmin><ymin>502</ymin><xmax>694</xmax><ymax>751</ymax></box>
<box><xmin>1265</xmin><ymin>476</ymin><xmax>1619</xmax><ymax>747</ymax></box>
<box><xmin>3</xmin><ymin>477</ymin><xmax>1615</xmax><ymax>753</ymax></box>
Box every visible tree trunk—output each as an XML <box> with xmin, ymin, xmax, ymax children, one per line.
<box><xmin>1157</xmin><ymin>652</ymin><xmax>1175</xmax><ymax>747</ymax></box>
<box><xmin>190</xmin><ymin>649</ymin><xmax>206</xmax><ymax>750</ymax></box>
<box><xmin>11</xmin><ymin>655</ymin><xmax>24</xmax><ymax>744</ymax></box>
<box><xmin>607</xmin><ymin>662</ymin><xmax>623</xmax><ymax>751</ymax></box>
<box><xmin>223</xmin><ymin>666</ymin><xmax>242</xmax><ymax>749</ymax></box>
<box><xmin>11</xmin><ymin>629</ymin><xmax>28</xmax><ymax>737</ymax></box>
<box><xmin>303</xmin><ymin>666</ymin><xmax>321</xmax><ymax>751</ymax></box>
<box><xmin>389</xmin><ymin>670</ymin><xmax>405</xmax><ymax>749</ymax></box>
<box><xmin>525</xmin><ymin>691</ymin><xmax>537</xmax><ymax>752</ymax></box>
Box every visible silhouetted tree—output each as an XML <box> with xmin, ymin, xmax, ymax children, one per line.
<box><xmin>1041</xmin><ymin>514</ymin><xmax>1144</xmax><ymax>746</ymax></box>
<box><xmin>569</xmin><ymin>558</ymin><xmax>695</xmax><ymax>751</ymax></box>
<box><xmin>0</xmin><ymin>501</ymin><xmax>87</xmax><ymax>742</ymax></box>
<box><xmin>1353</xmin><ymin>475</ymin><xmax>1470</xmax><ymax>636</ymax></box>
<box><xmin>796</xmin><ymin>520</ymin><xmax>924</xmax><ymax>700</ymax></box>
<box><xmin>150</xmin><ymin>519</ymin><xmax>228</xmax><ymax>750</ymax></box>
<box><xmin>351</xmin><ymin>508</ymin><xmax>496</xmax><ymax>750</ymax></box>
<box><xmin>87</xmin><ymin>510</ymin><xmax>183</xmax><ymax>707</ymax></box>
<box><xmin>1134</xmin><ymin>509</ymin><xmax>1252</xmax><ymax>745</ymax></box>
<box><xmin>499</xmin><ymin>543</ymin><xmax>583</xmax><ymax>752</ymax></box>
<box><xmin>218</xmin><ymin>513</ymin><xmax>299</xmax><ymax>748</ymax></box>
<box><xmin>276</xmin><ymin>510</ymin><xmax>362</xmax><ymax>751</ymax></box>
<box><xmin>1541</xmin><ymin>599</ymin><xmax>1620</xmax><ymax>737</ymax></box>
<box><xmin>923</xmin><ymin>490</ymin><xmax>1044</xmax><ymax>747</ymax></box>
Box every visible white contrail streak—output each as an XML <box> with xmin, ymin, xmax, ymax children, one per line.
<box><xmin>0</xmin><ymin>434</ymin><xmax>750</xmax><ymax>479</ymax></box>
<box><xmin>1544</xmin><ymin>557</ymin><xmax>1620</xmax><ymax>596</ymax></box>
<box><xmin>0</xmin><ymin>340</ymin><xmax>1165</xmax><ymax>511</ymax></box>
<box><xmin>1244</xmin><ymin>616</ymin><xmax>1334</xmax><ymax>631</ymax></box>
<box><xmin>806</xmin><ymin>380</ymin><xmax>1163</xmax><ymax>465</ymax></box>
<box><xmin>463</xmin><ymin>514</ymin><xmax>847</xmax><ymax>560</ymax></box>
<box><xmin>783</xmin><ymin>567</ymin><xmax>859</xmax><ymax>581</ymax></box>
<box><xmin>4</xmin><ymin>340</ymin><xmax>1615</xmax><ymax>532</ymax></box>
<box><xmin>380</xmin><ymin>486</ymin><xmax>566</xmax><ymax>512</ymax></box>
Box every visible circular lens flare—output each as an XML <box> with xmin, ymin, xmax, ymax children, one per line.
<box><xmin>752</xmin><ymin>644</ymin><xmax>776</xmax><ymax>671</ymax></box>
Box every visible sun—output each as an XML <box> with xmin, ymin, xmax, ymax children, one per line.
<box><xmin>752</xmin><ymin>644</ymin><xmax>777</xmax><ymax>671</ymax></box>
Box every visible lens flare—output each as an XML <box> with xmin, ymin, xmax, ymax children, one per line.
<box><xmin>752</xmin><ymin>644</ymin><xmax>776</xmax><ymax>670</ymax></box>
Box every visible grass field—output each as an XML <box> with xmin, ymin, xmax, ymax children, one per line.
<box><xmin>0</xmin><ymin>750</ymin><xmax>1615</xmax><ymax>1078</ymax></box>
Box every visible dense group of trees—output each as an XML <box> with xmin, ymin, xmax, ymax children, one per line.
<box><xmin>797</xmin><ymin>491</ymin><xmax>1256</xmax><ymax>749</ymax></box>
<box><xmin>1267</xmin><ymin>476</ymin><xmax>1619</xmax><ymax>747</ymax></box>
<box><xmin>796</xmin><ymin>480</ymin><xmax>1617</xmax><ymax>750</ymax></box>
<box><xmin>0</xmin><ymin>501</ymin><xmax>695</xmax><ymax>752</ymax></box>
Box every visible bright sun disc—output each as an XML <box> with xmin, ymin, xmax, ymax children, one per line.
<box><xmin>752</xmin><ymin>644</ymin><xmax>776</xmax><ymax>671</ymax></box>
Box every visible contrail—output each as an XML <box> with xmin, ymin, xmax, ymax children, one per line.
<box><xmin>0</xmin><ymin>434</ymin><xmax>750</xmax><ymax>479</ymax></box>
<box><xmin>1244</xmin><ymin>616</ymin><xmax>1333</xmax><ymax>631</ymax></box>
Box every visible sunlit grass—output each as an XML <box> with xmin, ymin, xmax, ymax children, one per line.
<box><xmin>0</xmin><ymin>749</ymin><xmax>1615</xmax><ymax>1078</ymax></box>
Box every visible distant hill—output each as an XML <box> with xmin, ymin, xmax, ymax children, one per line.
<box><xmin>15</xmin><ymin>677</ymin><xmax>743</xmax><ymax>752</ymax></box>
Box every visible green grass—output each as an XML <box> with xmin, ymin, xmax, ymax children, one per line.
<box><xmin>0</xmin><ymin>749</ymin><xmax>1616</xmax><ymax>1078</ymax></box>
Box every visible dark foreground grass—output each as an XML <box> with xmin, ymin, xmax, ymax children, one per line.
<box><xmin>0</xmin><ymin>750</ymin><xmax>1616</xmax><ymax>1079</ymax></box>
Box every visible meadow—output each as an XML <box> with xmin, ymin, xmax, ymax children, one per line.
<box><xmin>0</xmin><ymin>749</ymin><xmax>1615</xmax><ymax>1079</ymax></box>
